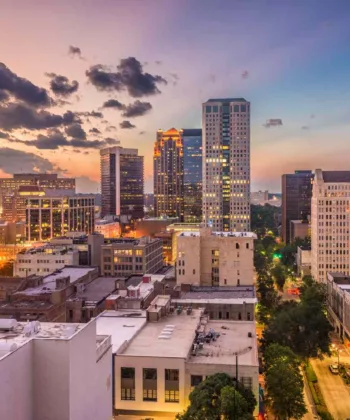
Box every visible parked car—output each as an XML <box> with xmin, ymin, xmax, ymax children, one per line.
<box><xmin>329</xmin><ymin>364</ymin><xmax>339</xmax><ymax>374</ymax></box>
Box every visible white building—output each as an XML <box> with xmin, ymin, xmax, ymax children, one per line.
<box><xmin>96</xmin><ymin>297</ymin><xmax>259</xmax><ymax>419</ymax></box>
<box><xmin>14</xmin><ymin>246</ymin><xmax>79</xmax><ymax>277</ymax></box>
<box><xmin>176</xmin><ymin>228</ymin><xmax>256</xmax><ymax>286</ymax></box>
<box><xmin>0</xmin><ymin>318</ymin><xmax>112</xmax><ymax>420</ymax></box>
<box><xmin>311</xmin><ymin>169</ymin><xmax>350</xmax><ymax>282</ymax></box>
<box><xmin>202</xmin><ymin>98</ymin><xmax>250</xmax><ymax>232</ymax></box>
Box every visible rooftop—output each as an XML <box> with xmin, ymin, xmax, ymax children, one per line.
<box><xmin>67</xmin><ymin>276</ymin><xmax>118</xmax><ymax>305</ymax></box>
<box><xmin>17</xmin><ymin>245</ymin><xmax>77</xmax><ymax>255</ymax></box>
<box><xmin>120</xmin><ymin>309</ymin><xmax>202</xmax><ymax>358</ymax></box>
<box><xmin>179</xmin><ymin>231</ymin><xmax>257</xmax><ymax>238</ymax></box>
<box><xmin>96</xmin><ymin>310</ymin><xmax>147</xmax><ymax>353</ymax></box>
<box><xmin>102</xmin><ymin>236</ymin><xmax>160</xmax><ymax>248</ymax></box>
<box><xmin>322</xmin><ymin>171</ymin><xmax>350</xmax><ymax>183</ymax></box>
<box><xmin>175</xmin><ymin>286</ymin><xmax>256</xmax><ymax>305</ymax></box>
<box><xmin>206</xmin><ymin>98</ymin><xmax>247</xmax><ymax>103</ymax></box>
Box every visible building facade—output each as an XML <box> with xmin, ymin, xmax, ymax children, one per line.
<box><xmin>281</xmin><ymin>170</ymin><xmax>313</xmax><ymax>243</ymax></box>
<box><xmin>183</xmin><ymin>129</ymin><xmax>202</xmax><ymax>223</ymax></box>
<box><xmin>202</xmin><ymin>98</ymin><xmax>250</xmax><ymax>232</ymax></box>
<box><xmin>101</xmin><ymin>237</ymin><xmax>163</xmax><ymax>277</ymax></box>
<box><xmin>311</xmin><ymin>170</ymin><xmax>350</xmax><ymax>283</ymax></box>
<box><xmin>26</xmin><ymin>194</ymin><xmax>95</xmax><ymax>241</ymax></box>
<box><xmin>100</xmin><ymin>146</ymin><xmax>144</xmax><ymax>219</ymax></box>
<box><xmin>154</xmin><ymin>128</ymin><xmax>184</xmax><ymax>221</ymax></box>
<box><xmin>176</xmin><ymin>228</ymin><xmax>256</xmax><ymax>287</ymax></box>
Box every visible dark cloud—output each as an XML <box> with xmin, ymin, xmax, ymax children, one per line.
<box><xmin>155</xmin><ymin>60</ymin><xmax>162</xmax><ymax>65</ymax></box>
<box><xmin>86</xmin><ymin>57</ymin><xmax>167</xmax><ymax>97</ymax></box>
<box><xmin>0</xmin><ymin>90</ymin><xmax>10</xmax><ymax>102</ymax></box>
<box><xmin>78</xmin><ymin>110</ymin><xmax>104</xmax><ymax>118</ymax></box>
<box><xmin>102</xmin><ymin>99</ymin><xmax>125</xmax><ymax>110</ymax></box>
<box><xmin>139</xmin><ymin>131</ymin><xmax>145</xmax><ymax>135</ymax></box>
<box><xmin>89</xmin><ymin>127</ymin><xmax>101</xmax><ymax>134</ymax></box>
<box><xmin>241</xmin><ymin>70</ymin><xmax>249</xmax><ymax>79</ymax></box>
<box><xmin>56</xmin><ymin>99</ymin><xmax>72</xmax><ymax>107</ymax></box>
<box><xmin>0</xmin><ymin>131</ymin><xmax>9</xmax><ymax>138</ymax></box>
<box><xmin>263</xmin><ymin>119</ymin><xmax>283</xmax><ymax>128</ymax></box>
<box><xmin>0</xmin><ymin>103</ymin><xmax>79</xmax><ymax>131</ymax></box>
<box><xmin>0</xmin><ymin>147</ymin><xmax>57</xmax><ymax>174</ymax></box>
<box><xmin>120</xmin><ymin>120</ymin><xmax>136</xmax><ymax>129</ymax></box>
<box><xmin>0</xmin><ymin>62</ymin><xmax>50</xmax><ymax>107</ymax></box>
<box><xmin>46</xmin><ymin>73</ymin><xmax>79</xmax><ymax>97</ymax></box>
<box><xmin>68</xmin><ymin>45</ymin><xmax>82</xmax><ymax>58</ymax></box>
<box><xmin>122</xmin><ymin>100</ymin><xmax>152</xmax><ymax>118</ymax></box>
<box><xmin>301</xmin><ymin>126</ymin><xmax>310</xmax><ymax>130</ymax></box>
<box><xmin>65</xmin><ymin>123</ymin><xmax>86</xmax><ymax>139</ymax></box>
<box><xmin>104</xmin><ymin>137</ymin><xmax>120</xmax><ymax>145</ymax></box>
<box><xmin>106</xmin><ymin>126</ymin><xmax>117</xmax><ymax>132</ymax></box>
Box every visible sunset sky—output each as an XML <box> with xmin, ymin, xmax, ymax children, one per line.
<box><xmin>1</xmin><ymin>0</ymin><xmax>350</xmax><ymax>193</ymax></box>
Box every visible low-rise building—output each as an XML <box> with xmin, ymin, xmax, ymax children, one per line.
<box><xmin>296</xmin><ymin>246</ymin><xmax>311</xmax><ymax>277</ymax></box>
<box><xmin>290</xmin><ymin>220</ymin><xmax>310</xmax><ymax>242</ymax></box>
<box><xmin>98</xmin><ymin>296</ymin><xmax>259</xmax><ymax>419</ymax></box>
<box><xmin>176</xmin><ymin>228</ymin><xmax>256</xmax><ymax>286</ymax></box>
<box><xmin>95</xmin><ymin>218</ymin><xmax>120</xmax><ymax>238</ymax></box>
<box><xmin>101</xmin><ymin>237</ymin><xmax>163</xmax><ymax>277</ymax></box>
<box><xmin>0</xmin><ymin>318</ymin><xmax>112</xmax><ymax>420</ymax></box>
<box><xmin>0</xmin><ymin>221</ymin><xmax>25</xmax><ymax>244</ymax></box>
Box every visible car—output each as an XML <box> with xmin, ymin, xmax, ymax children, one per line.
<box><xmin>329</xmin><ymin>364</ymin><xmax>339</xmax><ymax>374</ymax></box>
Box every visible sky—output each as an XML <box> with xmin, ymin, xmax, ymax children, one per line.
<box><xmin>1</xmin><ymin>0</ymin><xmax>350</xmax><ymax>193</ymax></box>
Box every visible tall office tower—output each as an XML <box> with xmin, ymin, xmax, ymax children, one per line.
<box><xmin>202</xmin><ymin>98</ymin><xmax>250</xmax><ymax>232</ymax></box>
<box><xmin>281</xmin><ymin>170</ymin><xmax>313</xmax><ymax>243</ymax></box>
<box><xmin>26</xmin><ymin>192</ymin><xmax>95</xmax><ymax>241</ymax></box>
<box><xmin>311</xmin><ymin>170</ymin><xmax>350</xmax><ymax>283</ymax></box>
<box><xmin>183</xmin><ymin>129</ymin><xmax>202</xmax><ymax>222</ymax></box>
<box><xmin>154</xmin><ymin>128</ymin><xmax>184</xmax><ymax>221</ymax></box>
<box><xmin>0</xmin><ymin>174</ymin><xmax>75</xmax><ymax>222</ymax></box>
<box><xmin>100</xmin><ymin>147</ymin><xmax>144</xmax><ymax>219</ymax></box>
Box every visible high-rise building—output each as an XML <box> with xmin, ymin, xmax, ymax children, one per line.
<box><xmin>183</xmin><ymin>129</ymin><xmax>202</xmax><ymax>222</ymax></box>
<box><xmin>100</xmin><ymin>147</ymin><xmax>144</xmax><ymax>219</ymax></box>
<box><xmin>26</xmin><ymin>192</ymin><xmax>95</xmax><ymax>241</ymax></box>
<box><xmin>0</xmin><ymin>174</ymin><xmax>75</xmax><ymax>222</ymax></box>
<box><xmin>281</xmin><ymin>170</ymin><xmax>313</xmax><ymax>243</ymax></box>
<box><xmin>154</xmin><ymin>128</ymin><xmax>184</xmax><ymax>221</ymax></box>
<box><xmin>202</xmin><ymin>98</ymin><xmax>250</xmax><ymax>232</ymax></box>
<box><xmin>311</xmin><ymin>169</ymin><xmax>350</xmax><ymax>283</ymax></box>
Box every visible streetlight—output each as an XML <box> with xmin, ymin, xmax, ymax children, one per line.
<box><xmin>331</xmin><ymin>344</ymin><xmax>341</xmax><ymax>366</ymax></box>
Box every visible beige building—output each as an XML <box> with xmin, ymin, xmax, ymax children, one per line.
<box><xmin>311</xmin><ymin>170</ymin><xmax>350</xmax><ymax>283</ymax></box>
<box><xmin>296</xmin><ymin>246</ymin><xmax>311</xmax><ymax>277</ymax></box>
<box><xmin>176</xmin><ymin>228</ymin><xmax>256</xmax><ymax>286</ymax></box>
<box><xmin>95</xmin><ymin>219</ymin><xmax>120</xmax><ymax>238</ymax></box>
<box><xmin>290</xmin><ymin>220</ymin><xmax>310</xmax><ymax>242</ymax></box>
<box><xmin>96</xmin><ymin>297</ymin><xmax>259</xmax><ymax>419</ymax></box>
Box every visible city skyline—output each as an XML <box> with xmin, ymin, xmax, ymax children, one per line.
<box><xmin>1</xmin><ymin>0</ymin><xmax>350</xmax><ymax>193</ymax></box>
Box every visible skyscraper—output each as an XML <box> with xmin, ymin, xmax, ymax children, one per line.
<box><xmin>183</xmin><ymin>129</ymin><xmax>202</xmax><ymax>223</ymax></box>
<box><xmin>100</xmin><ymin>147</ymin><xmax>144</xmax><ymax>219</ymax></box>
<box><xmin>154</xmin><ymin>128</ymin><xmax>184</xmax><ymax>221</ymax></box>
<box><xmin>281</xmin><ymin>170</ymin><xmax>313</xmax><ymax>243</ymax></box>
<box><xmin>202</xmin><ymin>98</ymin><xmax>250</xmax><ymax>232</ymax></box>
<box><xmin>311</xmin><ymin>169</ymin><xmax>350</xmax><ymax>283</ymax></box>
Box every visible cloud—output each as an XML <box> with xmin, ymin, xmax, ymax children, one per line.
<box><xmin>301</xmin><ymin>126</ymin><xmax>310</xmax><ymax>130</ymax></box>
<box><xmin>122</xmin><ymin>100</ymin><xmax>152</xmax><ymax>118</ymax></box>
<box><xmin>0</xmin><ymin>90</ymin><xmax>10</xmax><ymax>102</ymax></box>
<box><xmin>106</xmin><ymin>125</ymin><xmax>117</xmax><ymax>132</ymax></box>
<box><xmin>0</xmin><ymin>103</ymin><xmax>79</xmax><ymax>131</ymax></box>
<box><xmin>155</xmin><ymin>60</ymin><xmax>162</xmax><ymax>65</ymax></box>
<box><xmin>0</xmin><ymin>131</ymin><xmax>9</xmax><ymax>138</ymax></box>
<box><xmin>0</xmin><ymin>62</ymin><xmax>50</xmax><ymax>107</ymax></box>
<box><xmin>139</xmin><ymin>131</ymin><xmax>145</xmax><ymax>135</ymax></box>
<box><xmin>68</xmin><ymin>45</ymin><xmax>82</xmax><ymax>59</ymax></box>
<box><xmin>89</xmin><ymin>127</ymin><xmax>101</xmax><ymax>134</ymax></box>
<box><xmin>46</xmin><ymin>73</ymin><xmax>79</xmax><ymax>97</ymax></box>
<box><xmin>241</xmin><ymin>70</ymin><xmax>249</xmax><ymax>79</ymax></box>
<box><xmin>78</xmin><ymin>110</ymin><xmax>103</xmax><ymax>118</ymax></box>
<box><xmin>169</xmin><ymin>73</ymin><xmax>179</xmax><ymax>86</ymax></box>
<box><xmin>102</xmin><ymin>99</ymin><xmax>125</xmax><ymax>110</ymax></box>
<box><xmin>104</xmin><ymin>137</ymin><xmax>120</xmax><ymax>145</ymax></box>
<box><xmin>209</xmin><ymin>73</ymin><xmax>216</xmax><ymax>84</ymax></box>
<box><xmin>86</xmin><ymin>57</ymin><xmax>167</xmax><ymax>97</ymax></box>
<box><xmin>0</xmin><ymin>147</ymin><xmax>57</xmax><ymax>174</ymax></box>
<box><xmin>120</xmin><ymin>120</ymin><xmax>136</xmax><ymax>129</ymax></box>
<box><xmin>75</xmin><ymin>176</ymin><xmax>99</xmax><ymax>193</ymax></box>
<box><xmin>65</xmin><ymin>123</ymin><xmax>86</xmax><ymax>139</ymax></box>
<box><xmin>263</xmin><ymin>118</ymin><xmax>283</xmax><ymax>128</ymax></box>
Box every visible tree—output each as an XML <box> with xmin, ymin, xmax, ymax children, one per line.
<box><xmin>0</xmin><ymin>261</ymin><xmax>14</xmax><ymax>277</ymax></box>
<box><xmin>256</xmin><ymin>274</ymin><xmax>280</xmax><ymax>324</ymax></box>
<box><xmin>271</xmin><ymin>264</ymin><xmax>286</xmax><ymax>291</ymax></box>
<box><xmin>176</xmin><ymin>373</ymin><xmax>256</xmax><ymax>420</ymax></box>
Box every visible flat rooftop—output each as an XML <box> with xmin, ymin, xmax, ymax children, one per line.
<box><xmin>67</xmin><ymin>276</ymin><xmax>118</xmax><ymax>304</ymax></box>
<box><xmin>188</xmin><ymin>320</ymin><xmax>258</xmax><ymax>367</ymax></box>
<box><xmin>175</xmin><ymin>286</ymin><xmax>257</xmax><ymax>304</ymax></box>
<box><xmin>96</xmin><ymin>310</ymin><xmax>147</xmax><ymax>353</ymax></box>
<box><xmin>179</xmin><ymin>231</ymin><xmax>257</xmax><ymax>238</ymax></box>
<box><xmin>121</xmin><ymin>309</ymin><xmax>202</xmax><ymax>359</ymax></box>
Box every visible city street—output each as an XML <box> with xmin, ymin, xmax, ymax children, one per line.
<box><xmin>311</xmin><ymin>356</ymin><xmax>350</xmax><ymax>419</ymax></box>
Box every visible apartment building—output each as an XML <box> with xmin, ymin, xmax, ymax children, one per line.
<box><xmin>176</xmin><ymin>227</ymin><xmax>256</xmax><ymax>286</ymax></box>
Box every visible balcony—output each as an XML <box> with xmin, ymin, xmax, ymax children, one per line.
<box><xmin>96</xmin><ymin>334</ymin><xmax>111</xmax><ymax>362</ymax></box>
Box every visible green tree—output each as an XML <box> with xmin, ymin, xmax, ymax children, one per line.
<box><xmin>0</xmin><ymin>261</ymin><xmax>14</xmax><ymax>277</ymax></box>
<box><xmin>256</xmin><ymin>274</ymin><xmax>280</xmax><ymax>324</ymax></box>
<box><xmin>176</xmin><ymin>373</ymin><xmax>256</xmax><ymax>420</ymax></box>
<box><xmin>271</xmin><ymin>263</ymin><xmax>286</xmax><ymax>291</ymax></box>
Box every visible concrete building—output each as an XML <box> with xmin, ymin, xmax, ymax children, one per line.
<box><xmin>296</xmin><ymin>246</ymin><xmax>312</xmax><ymax>277</ymax></box>
<box><xmin>154</xmin><ymin>128</ymin><xmax>184</xmax><ymax>221</ymax></box>
<box><xmin>14</xmin><ymin>246</ymin><xmax>80</xmax><ymax>277</ymax></box>
<box><xmin>26</xmin><ymin>192</ymin><xmax>95</xmax><ymax>241</ymax></box>
<box><xmin>166</xmin><ymin>223</ymin><xmax>202</xmax><ymax>264</ymax></box>
<box><xmin>95</xmin><ymin>218</ymin><xmax>120</xmax><ymax>238</ymax></box>
<box><xmin>0</xmin><ymin>221</ymin><xmax>25</xmax><ymax>244</ymax></box>
<box><xmin>282</xmin><ymin>170</ymin><xmax>313</xmax><ymax>243</ymax></box>
<box><xmin>183</xmin><ymin>129</ymin><xmax>202</xmax><ymax>223</ymax></box>
<box><xmin>176</xmin><ymin>228</ymin><xmax>256</xmax><ymax>287</ymax></box>
<box><xmin>0</xmin><ymin>317</ymin><xmax>112</xmax><ymax>420</ymax></box>
<box><xmin>202</xmin><ymin>98</ymin><xmax>250</xmax><ymax>232</ymax></box>
<box><xmin>290</xmin><ymin>220</ymin><xmax>310</xmax><ymax>242</ymax></box>
<box><xmin>98</xmin><ymin>297</ymin><xmax>258</xmax><ymax>419</ymax></box>
<box><xmin>100</xmin><ymin>146</ymin><xmax>144</xmax><ymax>219</ymax></box>
<box><xmin>101</xmin><ymin>237</ymin><xmax>163</xmax><ymax>277</ymax></box>
<box><xmin>134</xmin><ymin>217</ymin><xmax>178</xmax><ymax>238</ymax></box>
<box><xmin>311</xmin><ymin>170</ymin><xmax>350</xmax><ymax>283</ymax></box>
<box><xmin>251</xmin><ymin>190</ymin><xmax>269</xmax><ymax>205</ymax></box>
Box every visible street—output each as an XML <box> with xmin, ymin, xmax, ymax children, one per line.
<box><xmin>311</xmin><ymin>356</ymin><xmax>350</xmax><ymax>420</ymax></box>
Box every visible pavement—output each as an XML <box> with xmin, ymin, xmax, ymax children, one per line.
<box><xmin>302</xmin><ymin>371</ymin><xmax>318</xmax><ymax>420</ymax></box>
<box><xmin>311</xmin><ymin>356</ymin><xmax>350</xmax><ymax>420</ymax></box>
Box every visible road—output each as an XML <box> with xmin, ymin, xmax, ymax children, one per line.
<box><xmin>311</xmin><ymin>356</ymin><xmax>350</xmax><ymax>420</ymax></box>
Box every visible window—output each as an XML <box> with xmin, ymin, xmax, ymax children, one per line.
<box><xmin>234</xmin><ymin>105</ymin><xmax>239</xmax><ymax>112</ymax></box>
<box><xmin>191</xmin><ymin>375</ymin><xmax>203</xmax><ymax>387</ymax></box>
<box><xmin>246</xmin><ymin>243</ymin><xmax>249</xmax><ymax>249</ymax></box>
<box><xmin>143</xmin><ymin>368</ymin><xmax>157</xmax><ymax>401</ymax></box>
<box><xmin>165</xmin><ymin>390</ymin><xmax>179</xmax><ymax>403</ymax></box>
<box><xmin>206</xmin><ymin>105</ymin><xmax>212</xmax><ymax>113</ymax></box>
<box><xmin>247</xmin><ymin>312</ymin><xmax>251</xmax><ymax>321</ymax></box>
<box><xmin>238</xmin><ymin>312</ymin><xmax>242</xmax><ymax>320</ymax></box>
<box><xmin>236</xmin><ymin>243</ymin><xmax>240</xmax><ymax>249</ymax></box>
<box><xmin>237</xmin><ymin>279</ymin><xmax>240</xmax><ymax>286</ymax></box>
<box><xmin>226</xmin><ymin>312</ymin><xmax>230</xmax><ymax>319</ymax></box>
<box><xmin>241</xmin><ymin>376</ymin><xmax>252</xmax><ymax>389</ymax></box>
<box><xmin>213</xmin><ymin>105</ymin><xmax>218</xmax><ymax>112</ymax></box>
<box><xmin>193</xmin><ymin>269</ymin><xmax>195</xmax><ymax>275</ymax></box>
<box><xmin>165</xmin><ymin>369</ymin><xmax>179</xmax><ymax>381</ymax></box>
<box><xmin>121</xmin><ymin>367</ymin><xmax>135</xmax><ymax>401</ymax></box>
<box><xmin>240</xmin><ymin>104</ymin><xmax>247</xmax><ymax>112</ymax></box>
<box><xmin>224</xmin><ymin>279</ymin><xmax>227</xmax><ymax>285</ymax></box>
